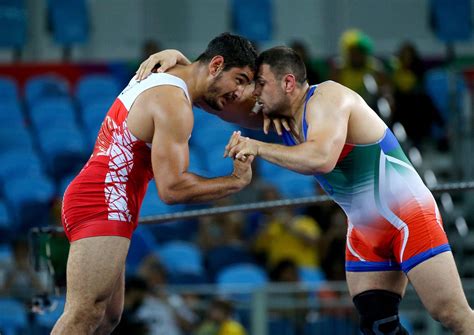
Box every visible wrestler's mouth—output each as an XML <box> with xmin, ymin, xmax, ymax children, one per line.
<box><xmin>222</xmin><ymin>93</ymin><xmax>236</xmax><ymax>105</ymax></box>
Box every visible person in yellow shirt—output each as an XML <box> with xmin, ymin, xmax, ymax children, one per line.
<box><xmin>194</xmin><ymin>299</ymin><xmax>246</xmax><ymax>335</ymax></box>
<box><xmin>254</xmin><ymin>207</ymin><xmax>321</xmax><ymax>268</ymax></box>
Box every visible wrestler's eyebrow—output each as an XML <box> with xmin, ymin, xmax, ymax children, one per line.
<box><xmin>240</xmin><ymin>73</ymin><xmax>250</xmax><ymax>83</ymax></box>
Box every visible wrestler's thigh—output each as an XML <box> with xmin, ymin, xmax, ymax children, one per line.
<box><xmin>346</xmin><ymin>270</ymin><xmax>408</xmax><ymax>297</ymax></box>
<box><xmin>64</xmin><ymin>236</ymin><xmax>130</xmax><ymax>307</ymax></box>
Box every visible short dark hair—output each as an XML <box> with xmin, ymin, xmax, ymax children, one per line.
<box><xmin>197</xmin><ymin>32</ymin><xmax>257</xmax><ymax>72</ymax></box>
<box><xmin>257</xmin><ymin>46</ymin><xmax>307</xmax><ymax>84</ymax></box>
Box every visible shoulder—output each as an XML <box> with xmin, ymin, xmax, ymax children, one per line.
<box><xmin>307</xmin><ymin>80</ymin><xmax>356</xmax><ymax>112</ymax></box>
<box><xmin>146</xmin><ymin>85</ymin><xmax>192</xmax><ymax>123</ymax></box>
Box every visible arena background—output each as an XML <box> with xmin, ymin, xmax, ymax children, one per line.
<box><xmin>0</xmin><ymin>0</ymin><xmax>473</xmax><ymax>334</ymax></box>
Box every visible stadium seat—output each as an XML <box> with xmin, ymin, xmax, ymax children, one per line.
<box><xmin>76</xmin><ymin>74</ymin><xmax>120</xmax><ymax>107</ymax></box>
<box><xmin>0</xmin><ymin>101</ymin><xmax>24</xmax><ymax>127</ymax></box>
<box><xmin>167</xmin><ymin>271</ymin><xmax>208</xmax><ymax>285</ymax></box>
<box><xmin>268</xmin><ymin>317</ymin><xmax>296</xmax><ymax>335</ymax></box>
<box><xmin>81</xmin><ymin>100</ymin><xmax>112</xmax><ymax>149</ymax></box>
<box><xmin>303</xmin><ymin>316</ymin><xmax>359</xmax><ymax>335</ymax></box>
<box><xmin>0</xmin><ymin>150</ymin><xmax>44</xmax><ymax>183</ymax></box>
<box><xmin>258</xmin><ymin>159</ymin><xmax>316</xmax><ymax>198</ymax></box>
<box><xmin>29</xmin><ymin>98</ymin><xmax>77</xmax><ymax>130</ymax></box>
<box><xmin>25</xmin><ymin>74</ymin><xmax>70</xmax><ymax>106</ymax></box>
<box><xmin>216</xmin><ymin>263</ymin><xmax>268</xmax><ymax>299</ymax></box>
<box><xmin>35</xmin><ymin>296</ymin><xmax>66</xmax><ymax>332</ymax></box>
<box><xmin>140</xmin><ymin>181</ymin><xmax>187</xmax><ymax>217</ymax></box>
<box><xmin>0</xmin><ymin>125</ymin><xmax>35</xmax><ymax>154</ymax></box>
<box><xmin>0</xmin><ymin>76</ymin><xmax>19</xmax><ymax>103</ymax></box>
<box><xmin>0</xmin><ymin>0</ymin><xmax>27</xmax><ymax>48</ymax></box>
<box><xmin>126</xmin><ymin>225</ymin><xmax>159</xmax><ymax>273</ymax></box>
<box><xmin>37</xmin><ymin>125</ymin><xmax>88</xmax><ymax>178</ymax></box>
<box><xmin>206</xmin><ymin>245</ymin><xmax>255</xmax><ymax>279</ymax></box>
<box><xmin>0</xmin><ymin>242</ymin><xmax>13</xmax><ymax>266</ymax></box>
<box><xmin>298</xmin><ymin>266</ymin><xmax>326</xmax><ymax>288</ymax></box>
<box><xmin>0</xmin><ymin>202</ymin><xmax>12</xmax><ymax>241</ymax></box>
<box><xmin>3</xmin><ymin>174</ymin><xmax>55</xmax><ymax>229</ymax></box>
<box><xmin>424</xmin><ymin>68</ymin><xmax>467</xmax><ymax>122</ymax></box>
<box><xmin>48</xmin><ymin>0</ymin><xmax>89</xmax><ymax>45</ymax></box>
<box><xmin>0</xmin><ymin>299</ymin><xmax>28</xmax><ymax>335</ymax></box>
<box><xmin>231</xmin><ymin>0</ymin><xmax>273</xmax><ymax>42</ymax></box>
<box><xmin>157</xmin><ymin>240</ymin><xmax>203</xmax><ymax>275</ymax></box>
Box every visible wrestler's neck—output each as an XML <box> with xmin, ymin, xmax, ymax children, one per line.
<box><xmin>288</xmin><ymin>82</ymin><xmax>310</xmax><ymax>135</ymax></box>
<box><xmin>165</xmin><ymin>63</ymin><xmax>211</xmax><ymax>102</ymax></box>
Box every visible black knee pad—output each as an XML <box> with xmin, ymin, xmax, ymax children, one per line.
<box><xmin>353</xmin><ymin>290</ymin><xmax>409</xmax><ymax>335</ymax></box>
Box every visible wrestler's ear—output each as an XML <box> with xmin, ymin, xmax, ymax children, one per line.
<box><xmin>282</xmin><ymin>73</ymin><xmax>296</xmax><ymax>93</ymax></box>
<box><xmin>209</xmin><ymin>56</ymin><xmax>224</xmax><ymax>76</ymax></box>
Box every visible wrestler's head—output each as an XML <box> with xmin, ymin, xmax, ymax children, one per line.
<box><xmin>197</xmin><ymin>33</ymin><xmax>257</xmax><ymax>111</ymax></box>
<box><xmin>253</xmin><ymin>46</ymin><xmax>307</xmax><ymax>117</ymax></box>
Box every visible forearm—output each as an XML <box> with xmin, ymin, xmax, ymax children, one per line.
<box><xmin>257</xmin><ymin>141</ymin><xmax>329</xmax><ymax>175</ymax></box>
<box><xmin>160</xmin><ymin>172</ymin><xmax>246</xmax><ymax>204</ymax></box>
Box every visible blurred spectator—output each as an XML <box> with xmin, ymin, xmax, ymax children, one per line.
<box><xmin>113</xmin><ymin>277</ymin><xmax>149</xmax><ymax>335</ymax></box>
<box><xmin>142</xmin><ymin>39</ymin><xmax>162</xmax><ymax>61</ymax></box>
<box><xmin>253</xmin><ymin>204</ymin><xmax>322</xmax><ymax>269</ymax></box>
<box><xmin>289</xmin><ymin>40</ymin><xmax>321</xmax><ymax>84</ymax></box>
<box><xmin>1</xmin><ymin>239</ymin><xmax>45</xmax><ymax>302</ymax></box>
<box><xmin>197</xmin><ymin>198</ymin><xmax>246</xmax><ymax>251</ymax></box>
<box><xmin>194</xmin><ymin>298</ymin><xmax>247</xmax><ymax>335</ymax></box>
<box><xmin>138</xmin><ymin>255</ymin><xmax>198</xmax><ymax>334</ymax></box>
<box><xmin>269</xmin><ymin>259</ymin><xmax>300</xmax><ymax>283</ymax></box>
<box><xmin>320</xmin><ymin>206</ymin><xmax>347</xmax><ymax>281</ymax></box>
<box><xmin>330</xmin><ymin>29</ymin><xmax>391</xmax><ymax>107</ymax></box>
<box><xmin>390</xmin><ymin>41</ymin><xmax>447</xmax><ymax>148</ymax></box>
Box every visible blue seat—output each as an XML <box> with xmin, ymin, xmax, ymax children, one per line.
<box><xmin>167</xmin><ymin>271</ymin><xmax>208</xmax><ymax>285</ymax></box>
<box><xmin>3</xmin><ymin>174</ymin><xmax>55</xmax><ymax>228</ymax></box>
<box><xmin>299</xmin><ymin>266</ymin><xmax>326</xmax><ymax>288</ymax></box>
<box><xmin>48</xmin><ymin>0</ymin><xmax>89</xmax><ymax>45</ymax></box>
<box><xmin>81</xmin><ymin>100</ymin><xmax>110</xmax><ymax>148</ymax></box>
<box><xmin>216</xmin><ymin>263</ymin><xmax>268</xmax><ymax>299</ymax></box>
<box><xmin>126</xmin><ymin>225</ymin><xmax>159</xmax><ymax>273</ymax></box>
<box><xmin>37</xmin><ymin>125</ymin><xmax>88</xmax><ymax>178</ymax></box>
<box><xmin>58</xmin><ymin>173</ymin><xmax>76</xmax><ymax>197</ymax></box>
<box><xmin>231</xmin><ymin>0</ymin><xmax>273</xmax><ymax>42</ymax></box>
<box><xmin>0</xmin><ymin>0</ymin><xmax>27</xmax><ymax>48</ymax></box>
<box><xmin>0</xmin><ymin>76</ymin><xmax>19</xmax><ymax>103</ymax></box>
<box><xmin>35</xmin><ymin>295</ymin><xmax>66</xmax><ymax>332</ymax></box>
<box><xmin>29</xmin><ymin>98</ymin><xmax>77</xmax><ymax>129</ymax></box>
<box><xmin>424</xmin><ymin>68</ymin><xmax>467</xmax><ymax>123</ymax></box>
<box><xmin>0</xmin><ymin>243</ymin><xmax>13</xmax><ymax>266</ymax></box>
<box><xmin>304</xmin><ymin>316</ymin><xmax>359</xmax><ymax>335</ymax></box>
<box><xmin>430</xmin><ymin>0</ymin><xmax>471</xmax><ymax>41</ymax></box>
<box><xmin>202</xmin><ymin>144</ymin><xmax>234</xmax><ymax>176</ymax></box>
<box><xmin>0</xmin><ymin>125</ymin><xmax>35</xmax><ymax>153</ymax></box>
<box><xmin>25</xmin><ymin>74</ymin><xmax>70</xmax><ymax>106</ymax></box>
<box><xmin>0</xmin><ymin>200</ymin><xmax>13</xmax><ymax>241</ymax></box>
<box><xmin>0</xmin><ymin>101</ymin><xmax>24</xmax><ymax>127</ymax></box>
<box><xmin>0</xmin><ymin>150</ymin><xmax>44</xmax><ymax>182</ymax></box>
<box><xmin>157</xmin><ymin>240</ymin><xmax>203</xmax><ymax>275</ymax></box>
<box><xmin>140</xmin><ymin>181</ymin><xmax>187</xmax><ymax>217</ymax></box>
<box><xmin>0</xmin><ymin>298</ymin><xmax>28</xmax><ymax>335</ymax></box>
<box><xmin>76</xmin><ymin>74</ymin><xmax>119</xmax><ymax>107</ymax></box>
<box><xmin>192</xmin><ymin>118</ymin><xmax>239</xmax><ymax>148</ymax></box>
<box><xmin>258</xmin><ymin>159</ymin><xmax>315</xmax><ymax>198</ymax></box>
<box><xmin>268</xmin><ymin>318</ymin><xmax>295</xmax><ymax>335</ymax></box>
<box><xmin>206</xmin><ymin>245</ymin><xmax>255</xmax><ymax>279</ymax></box>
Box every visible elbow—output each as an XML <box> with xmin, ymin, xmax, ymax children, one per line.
<box><xmin>307</xmin><ymin>156</ymin><xmax>335</xmax><ymax>175</ymax></box>
<box><xmin>159</xmin><ymin>188</ymin><xmax>186</xmax><ymax>205</ymax></box>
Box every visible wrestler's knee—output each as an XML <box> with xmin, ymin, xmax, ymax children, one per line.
<box><xmin>427</xmin><ymin>298</ymin><xmax>473</xmax><ymax>330</ymax></box>
<box><xmin>67</xmin><ymin>299</ymin><xmax>109</xmax><ymax>328</ymax></box>
<box><xmin>353</xmin><ymin>290</ymin><xmax>408</xmax><ymax>335</ymax></box>
<box><xmin>101</xmin><ymin>305</ymin><xmax>123</xmax><ymax>331</ymax></box>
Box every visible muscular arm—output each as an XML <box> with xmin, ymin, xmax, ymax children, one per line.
<box><xmin>229</xmin><ymin>81</ymin><xmax>351</xmax><ymax>175</ymax></box>
<box><xmin>150</xmin><ymin>88</ymin><xmax>250</xmax><ymax>204</ymax></box>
